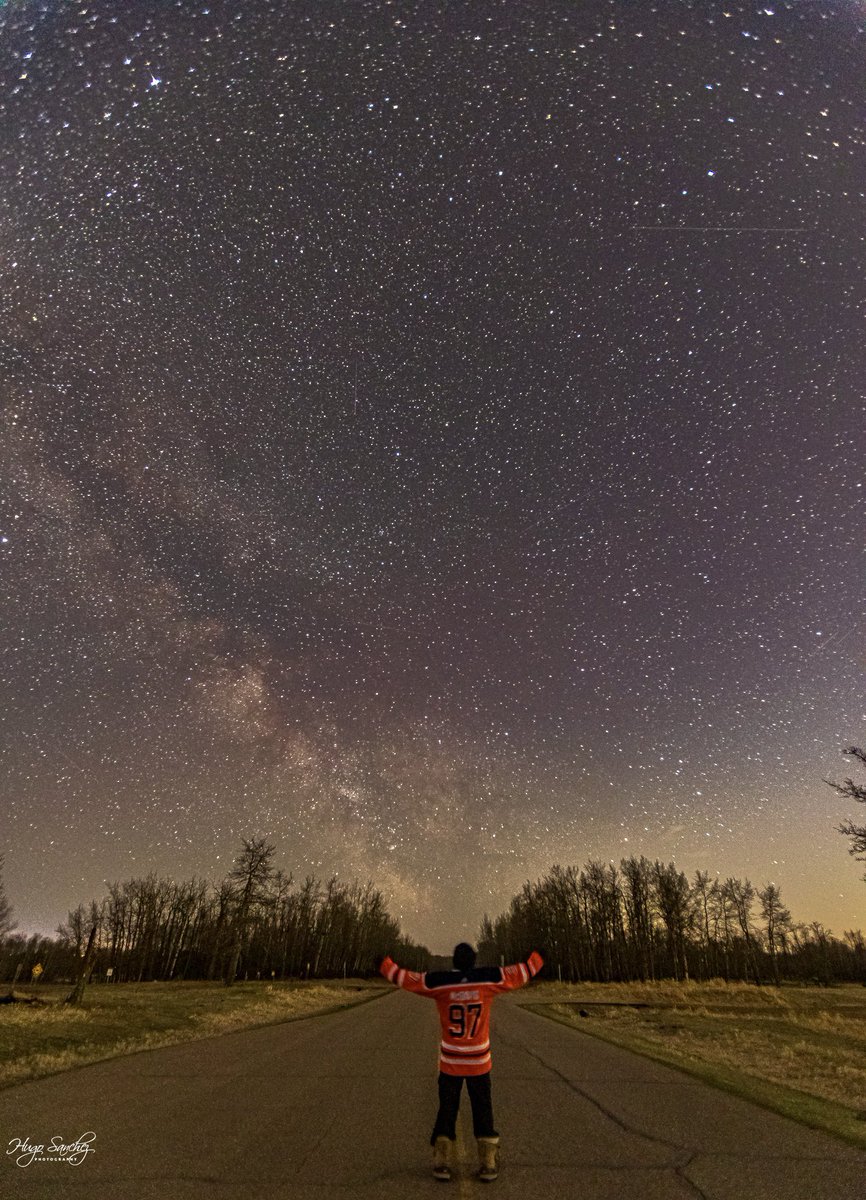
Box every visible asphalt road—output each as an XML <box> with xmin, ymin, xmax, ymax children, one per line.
<box><xmin>1</xmin><ymin>988</ymin><xmax>864</xmax><ymax>1199</ymax></box>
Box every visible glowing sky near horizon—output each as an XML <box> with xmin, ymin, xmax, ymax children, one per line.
<box><xmin>1</xmin><ymin>0</ymin><xmax>864</xmax><ymax>952</ymax></box>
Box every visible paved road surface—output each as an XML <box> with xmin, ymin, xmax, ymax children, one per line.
<box><xmin>1</xmin><ymin>989</ymin><xmax>864</xmax><ymax>1198</ymax></box>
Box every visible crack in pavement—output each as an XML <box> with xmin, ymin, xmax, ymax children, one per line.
<box><xmin>507</xmin><ymin>1036</ymin><xmax>710</xmax><ymax>1200</ymax></box>
<box><xmin>503</xmin><ymin>1013</ymin><xmax>866</xmax><ymax>1199</ymax></box>
<box><xmin>291</xmin><ymin>1084</ymin><xmax>355</xmax><ymax>1177</ymax></box>
<box><xmin>500</xmin><ymin>1030</ymin><xmax>685</xmax><ymax>1152</ymax></box>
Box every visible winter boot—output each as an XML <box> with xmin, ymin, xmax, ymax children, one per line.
<box><xmin>432</xmin><ymin>1136</ymin><xmax>452</xmax><ymax>1182</ymax></box>
<box><xmin>476</xmin><ymin>1136</ymin><xmax>500</xmax><ymax>1182</ymax></box>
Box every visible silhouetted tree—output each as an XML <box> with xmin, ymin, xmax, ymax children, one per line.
<box><xmin>721</xmin><ymin>877</ymin><xmax>761</xmax><ymax>985</ymax></box>
<box><xmin>206</xmin><ymin>880</ymin><xmax>236</xmax><ymax>981</ymax></box>
<box><xmin>652</xmin><ymin>861</ymin><xmax>693</xmax><ymax>982</ymax></box>
<box><xmin>621</xmin><ymin>856</ymin><xmax>655</xmax><ymax>981</ymax></box>
<box><xmin>758</xmin><ymin>882</ymin><xmax>791</xmax><ymax>987</ymax></box>
<box><xmin>692</xmin><ymin>870</ymin><xmax>720</xmax><ymax>979</ymax></box>
<box><xmin>224</xmin><ymin>837</ymin><xmax>276</xmax><ymax>986</ymax></box>
<box><xmin>65</xmin><ymin>915</ymin><xmax>101</xmax><ymax>1005</ymax></box>
<box><xmin>827</xmin><ymin>746</ymin><xmax>866</xmax><ymax>878</ymax></box>
<box><xmin>56</xmin><ymin>903</ymin><xmax>89</xmax><ymax>957</ymax></box>
<box><xmin>0</xmin><ymin>856</ymin><xmax>15</xmax><ymax>937</ymax></box>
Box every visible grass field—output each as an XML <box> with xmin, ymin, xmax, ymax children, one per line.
<box><xmin>525</xmin><ymin>979</ymin><xmax>866</xmax><ymax>1150</ymax></box>
<box><xmin>0</xmin><ymin>979</ymin><xmax>386</xmax><ymax>1090</ymax></box>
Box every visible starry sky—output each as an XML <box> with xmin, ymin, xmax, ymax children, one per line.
<box><xmin>1</xmin><ymin>0</ymin><xmax>864</xmax><ymax>952</ymax></box>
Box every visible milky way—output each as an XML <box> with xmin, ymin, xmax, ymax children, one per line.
<box><xmin>1</xmin><ymin>1</ymin><xmax>864</xmax><ymax>949</ymax></box>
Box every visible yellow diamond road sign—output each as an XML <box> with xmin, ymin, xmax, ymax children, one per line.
<box><xmin>31</xmin><ymin>964</ymin><xmax>43</xmax><ymax>977</ymax></box>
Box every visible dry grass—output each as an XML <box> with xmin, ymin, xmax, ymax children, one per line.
<box><xmin>0</xmin><ymin>979</ymin><xmax>385</xmax><ymax>1089</ymax></box>
<box><xmin>525</xmin><ymin>979</ymin><xmax>866</xmax><ymax>1148</ymax></box>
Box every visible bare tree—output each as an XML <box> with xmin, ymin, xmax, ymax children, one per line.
<box><xmin>652</xmin><ymin>861</ymin><xmax>693</xmax><ymax>982</ymax></box>
<box><xmin>581</xmin><ymin>862</ymin><xmax>624</xmax><ymax>981</ymax></box>
<box><xmin>827</xmin><ymin>746</ymin><xmax>866</xmax><ymax>877</ymax></box>
<box><xmin>757</xmin><ymin>882</ymin><xmax>791</xmax><ymax>986</ymax></box>
<box><xmin>65</xmin><ymin>909</ymin><xmax>102</xmax><ymax>1005</ymax></box>
<box><xmin>547</xmin><ymin>864</ymin><xmax>585</xmax><ymax>982</ymax></box>
<box><xmin>202</xmin><ymin>880</ymin><xmax>234</xmax><ymax>980</ymax></box>
<box><xmin>223</xmin><ymin>837</ymin><xmax>276</xmax><ymax>986</ymax></box>
<box><xmin>621</xmin><ymin>856</ymin><xmax>655</xmax><ymax>981</ymax></box>
<box><xmin>0</xmin><ymin>856</ymin><xmax>16</xmax><ymax>937</ymax></box>
<box><xmin>56</xmin><ymin>903</ymin><xmax>89</xmax><ymax>957</ymax></box>
<box><xmin>721</xmin><ymin>877</ymin><xmax>761</xmax><ymax>985</ymax></box>
<box><xmin>692</xmin><ymin>870</ymin><xmax>721</xmax><ymax>980</ymax></box>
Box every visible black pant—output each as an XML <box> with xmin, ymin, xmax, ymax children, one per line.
<box><xmin>430</xmin><ymin>1071</ymin><xmax>498</xmax><ymax>1144</ymax></box>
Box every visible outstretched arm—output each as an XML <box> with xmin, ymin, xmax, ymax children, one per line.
<box><xmin>494</xmin><ymin>949</ymin><xmax>544</xmax><ymax>992</ymax></box>
<box><xmin>379</xmin><ymin>954</ymin><xmax>431</xmax><ymax>995</ymax></box>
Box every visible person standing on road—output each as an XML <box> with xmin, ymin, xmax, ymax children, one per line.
<box><xmin>379</xmin><ymin>942</ymin><xmax>544</xmax><ymax>1183</ymax></box>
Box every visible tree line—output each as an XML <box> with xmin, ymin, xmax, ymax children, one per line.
<box><xmin>477</xmin><ymin>748</ymin><xmax>866</xmax><ymax>986</ymax></box>
<box><xmin>0</xmin><ymin>839</ymin><xmax>430</xmax><ymax>986</ymax></box>
<box><xmin>477</xmin><ymin>857</ymin><xmax>866</xmax><ymax>985</ymax></box>
<box><xmin>2</xmin><ymin>742</ymin><xmax>865</xmax><ymax>989</ymax></box>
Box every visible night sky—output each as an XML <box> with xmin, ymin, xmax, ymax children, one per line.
<box><xmin>1</xmin><ymin>0</ymin><xmax>863</xmax><ymax>951</ymax></box>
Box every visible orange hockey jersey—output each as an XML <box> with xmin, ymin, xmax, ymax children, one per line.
<box><xmin>380</xmin><ymin>951</ymin><xmax>543</xmax><ymax>1075</ymax></box>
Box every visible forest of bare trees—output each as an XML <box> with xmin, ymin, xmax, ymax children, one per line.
<box><xmin>477</xmin><ymin>857</ymin><xmax>866</xmax><ymax>985</ymax></box>
<box><xmin>0</xmin><ymin>838</ymin><xmax>429</xmax><ymax>986</ymax></box>
<box><xmin>2</xmin><ymin>841</ymin><xmax>865</xmax><ymax>989</ymax></box>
